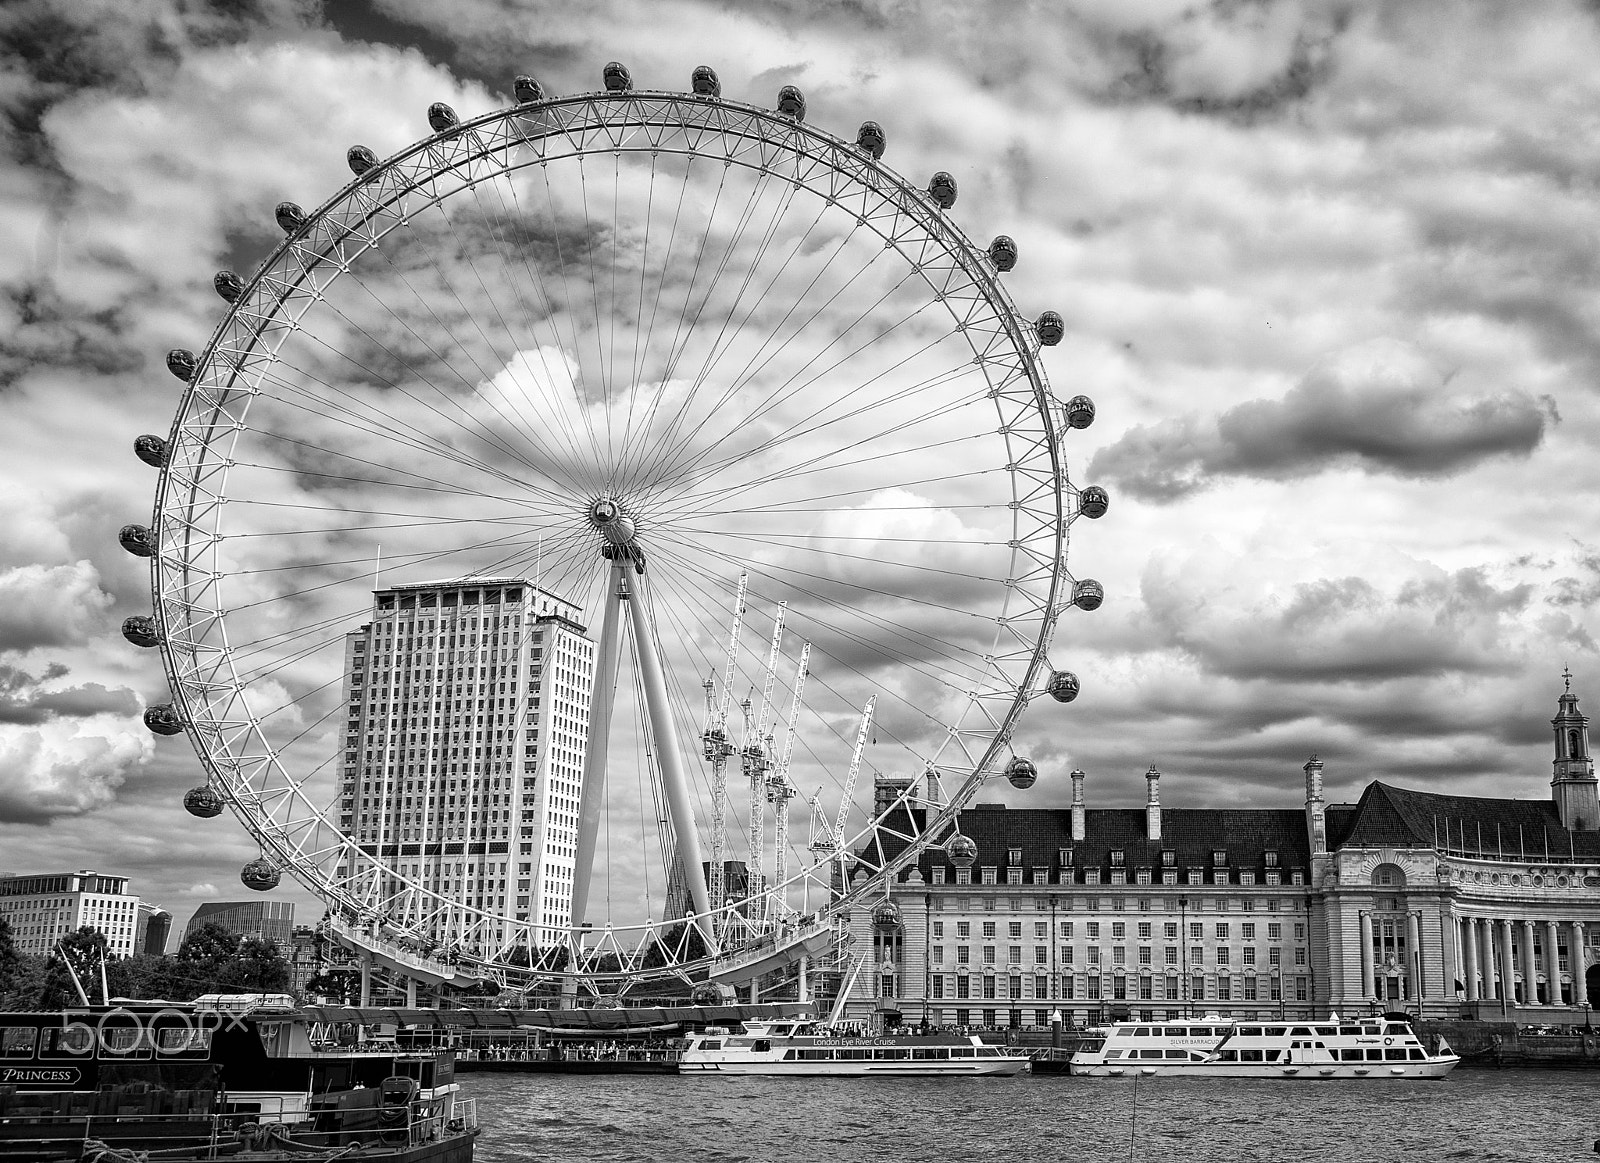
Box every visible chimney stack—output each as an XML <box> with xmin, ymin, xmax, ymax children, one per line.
<box><xmin>1145</xmin><ymin>765</ymin><xmax>1162</xmax><ymax>841</ymax></box>
<box><xmin>1070</xmin><ymin>769</ymin><xmax>1086</xmax><ymax>841</ymax></box>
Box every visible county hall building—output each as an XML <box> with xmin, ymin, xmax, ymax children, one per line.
<box><xmin>845</xmin><ymin>681</ymin><xmax>1600</xmax><ymax>1027</ymax></box>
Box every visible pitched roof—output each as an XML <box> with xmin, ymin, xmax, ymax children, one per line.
<box><xmin>876</xmin><ymin>804</ymin><xmax>1310</xmax><ymax>877</ymax></box>
<box><xmin>1329</xmin><ymin>781</ymin><xmax>1600</xmax><ymax>857</ymax></box>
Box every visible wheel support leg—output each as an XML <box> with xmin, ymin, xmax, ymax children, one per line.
<box><xmin>628</xmin><ymin>566</ymin><xmax>716</xmax><ymax>949</ymax></box>
<box><xmin>571</xmin><ymin>560</ymin><xmax>627</xmax><ymax>932</ymax></box>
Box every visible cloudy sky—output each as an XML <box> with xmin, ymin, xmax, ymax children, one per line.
<box><xmin>2</xmin><ymin>0</ymin><xmax>1597</xmax><ymax>940</ymax></box>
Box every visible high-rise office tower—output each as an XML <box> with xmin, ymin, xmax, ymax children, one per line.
<box><xmin>335</xmin><ymin>578</ymin><xmax>594</xmax><ymax>954</ymax></box>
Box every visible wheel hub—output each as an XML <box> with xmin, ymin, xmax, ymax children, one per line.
<box><xmin>587</xmin><ymin>497</ymin><xmax>638</xmax><ymax>547</ymax></box>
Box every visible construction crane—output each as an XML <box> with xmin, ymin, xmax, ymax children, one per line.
<box><xmin>806</xmin><ymin>697</ymin><xmax>875</xmax><ymax>883</ymax></box>
<box><xmin>701</xmin><ymin>572</ymin><xmax>747</xmax><ymax>926</ymax></box>
<box><xmin>741</xmin><ymin>602</ymin><xmax>785</xmax><ymax>920</ymax></box>
<box><xmin>767</xmin><ymin>642</ymin><xmax>810</xmax><ymax>920</ymax></box>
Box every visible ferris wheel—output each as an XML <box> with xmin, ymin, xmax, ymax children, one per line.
<box><xmin>119</xmin><ymin>63</ymin><xmax>1106</xmax><ymax>994</ymax></box>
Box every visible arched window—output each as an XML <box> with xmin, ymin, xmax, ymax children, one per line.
<box><xmin>1372</xmin><ymin>863</ymin><xmax>1406</xmax><ymax>888</ymax></box>
<box><xmin>1570</xmin><ymin>729</ymin><xmax>1585</xmax><ymax>760</ymax></box>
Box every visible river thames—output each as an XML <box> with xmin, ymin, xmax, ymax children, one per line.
<box><xmin>460</xmin><ymin>1068</ymin><xmax>1591</xmax><ymax>1161</ymax></box>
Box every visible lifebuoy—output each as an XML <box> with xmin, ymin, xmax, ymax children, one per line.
<box><xmin>1383</xmin><ymin>1036</ymin><xmax>1393</xmax><ymax>1046</ymax></box>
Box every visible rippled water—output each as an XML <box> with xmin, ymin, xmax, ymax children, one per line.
<box><xmin>461</xmin><ymin>1068</ymin><xmax>1593</xmax><ymax>1162</ymax></box>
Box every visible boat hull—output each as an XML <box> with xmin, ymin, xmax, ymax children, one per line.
<box><xmin>679</xmin><ymin>1058</ymin><xmax>1028</xmax><ymax>1076</ymax></box>
<box><xmin>1074</xmin><ymin>1060</ymin><xmax>1459</xmax><ymax>1079</ymax></box>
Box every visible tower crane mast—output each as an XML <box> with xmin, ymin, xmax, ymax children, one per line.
<box><xmin>741</xmin><ymin>603</ymin><xmax>785</xmax><ymax>918</ymax></box>
<box><xmin>768</xmin><ymin>642</ymin><xmax>811</xmax><ymax>917</ymax></box>
<box><xmin>702</xmin><ymin>572</ymin><xmax>747</xmax><ymax>925</ymax></box>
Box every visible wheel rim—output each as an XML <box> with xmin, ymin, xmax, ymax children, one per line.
<box><xmin>145</xmin><ymin>83</ymin><xmax>1079</xmax><ymax>991</ymax></box>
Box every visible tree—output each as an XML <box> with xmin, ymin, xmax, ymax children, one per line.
<box><xmin>227</xmin><ymin>936</ymin><xmax>290</xmax><ymax>992</ymax></box>
<box><xmin>178</xmin><ymin>922</ymin><xmax>241</xmax><ymax>964</ymax></box>
<box><xmin>39</xmin><ymin>926</ymin><xmax>111</xmax><ymax>1007</ymax></box>
<box><xmin>0</xmin><ymin>915</ymin><xmax>18</xmax><ymax>996</ymax></box>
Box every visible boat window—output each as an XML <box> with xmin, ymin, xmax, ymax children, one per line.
<box><xmin>1365</xmin><ymin>1049</ymin><xmax>1385</xmax><ymax>1061</ymax></box>
<box><xmin>156</xmin><ymin>1027</ymin><xmax>211</xmax><ymax>1055</ymax></box>
<box><xmin>1339</xmin><ymin>1049</ymin><xmax>1363</xmax><ymax>1062</ymax></box>
<box><xmin>1408</xmin><ymin>1049</ymin><xmax>1427</xmax><ymax>1061</ymax></box>
<box><xmin>978</xmin><ymin>1048</ymin><xmax>1001</xmax><ymax>1057</ymax></box>
<box><xmin>1289</xmin><ymin>1026</ymin><xmax>1314</xmax><ymax>1036</ymax></box>
<box><xmin>752</xmin><ymin>1040</ymin><xmax>771</xmax><ymax>1053</ymax></box>
<box><xmin>1164</xmin><ymin>1027</ymin><xmax>1188</xmax><ymax>1036</ymax></box>
<box><xmin>880</xmin><ymin>1049</ymin><xmax>910</xmax><ymax>1060</ymax></box>
<box><xmin>1164</xmin><ymin>1049</ymin><xmax>1188</xmax><ymax>1059</ymax></box>
<box><xmin>40</xmin><ymin>1025</ymin><xmax>94</xmax><ymax>1057</ymax></box>
<box><xmin>101</xmin><ymin>1026</ymin><xmax>149</xmax><ymax>1057</ymax></box>
<box><xmin>1240</xmin><ymin>1049</ymin><xmax>1265</xmax><ymax>1062</ymax></box>
<box><xmin>798</xmin><ymin>1049</ymin><xmax>830</xmax><ymax>1060</ymax></box>
<box><xmin>1136</xmin><ymin>1049</ymin><xmax>1162</xmax><ymax>1059</ymax></box>
<box><xmin>0</xmin><ymin>1027</ymin><xmax>36</xmax><ymax>1058</ymax></box>
<box><xmin>1339</xmin><ymin>1026</ymin><xmax>1362</xmax><ymax>1036</ymax></box>
<box><xmin>1132</xmin><ymin>1027</ymin><xmax>1151</xmax><ymax>1036</ymax></box>
<box><xmin>1384</xmin><ymin>1049</ymin><xmax>1407</xmax><ymax>1061</ymax></box>
<box><xmin>1383</xmin><ymin>1023</ymin><xmax>1409</xmax><ymax>1036</ymax></box>
<box><xmin>1187</xmin><ymin>1027</ymin><xmax>1212</xmax><ymax>1037</ymax></box>
<box><xmin>701</xmin><ymin>1040</ymin><xmax>722</xmax><ymax>1050</ymax></box>
<box><xmin>840</xmin><ymin>1049</ymin><xmax>869</xmax><ymax>1060</ymax></box>
<box><xmin>1216</xmin><ymin>1050</ymin><xmax>1238</xmax><ymax>1062</ymax></box>
<box><xmin>1313</xmin><ymin>1026</ymin><xmax>1336</xmax><ymax>1036</ymax></box>
<box><xmin>1237</xmin><ymin>1026</ymin><xmax>1263</xmax><ymax>1037</ymax></box>
<box><xmin>1078</xmin><ymin>1040</ymin><xmax>1104</xmax><ymax>1053</ymax></box>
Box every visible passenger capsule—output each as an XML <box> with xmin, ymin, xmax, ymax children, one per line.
<box><xmin>947</xmin><ymin>833</ymin><xmax>978</xmax><ymax>869</ymax></box>
<box><xmin>1046</xmin><ymin>670</ymin><xmax>1081</xmax><ymax>703</ymax></box>
<box><xmin>165</xmin><ymin>349</ymin><xmax>198</xmax><ymax>382</ymax></box>
<box><xmin>1078</xmin><ymin>485</ymin><xmax>1109</xmax><ymax>520</ymax></box>
<box><xmin>118</xmin><ymin>524</ymin><xmax>156</xmax><ymax>558</ymax></box>
<box><xmin>1073</xmin><ymin>578</ymin><xmax>1104</xmax><ymax>611</ymax></box>
<box><xmin>603</xmin><ymin>62</ymin><xmax>633</xmax><ymax>92</ymax></box>
<box><xmin>121</xmin><ymin>615</ymin><xmax>162</xmax><ymax>648</ymax></box>
<box><xmin>987</xmin><ymin>235</ymin><xmax>1018</xmax><ymax>272</ymax></box>
<box><xmin>183</xmin><ymin>785</ymin><xmax>225</xmax><ymax>818</ymax></box>
<box><xmin>240</xmin><ymin>858</ymin><xmax>281</xmax><ymax>892</ymax></box>
<box><xmin>142</xmin><ymin>703</ymin><xmax>184</xmax><ymax>736</ymax></box>
<box><xmin>1064</xmin><ymin>394</ymin><xmax>1096</xmax><ymax>430</ymax></box>
<box><xmin>274</xmin><ymin>202</ymin><xmax>307</xmax><ymax>234</ymax></box>
<box><xmin>213</xmin><ymin>270</ymin><xmax>244</xmax><ymax>302</ymax></box>
<box><xmin>1005</xmin><ymin>756</ymin><xmax>1038</xmax><ymax>790</ymax></box>
<box><xmin>1035</xmin><ymin>311</ymin><xmax>1065</xmax><ymax>346</ymax></box>
<box><xmin>513</xmin><ymin>75</ymin><xmax>545</xmax><ymax>104</ymax></box>
<box><xmin>927</xmin><ymin>171</ymin><xmax>957</xmax><ymax>209</ymax></box>
<box><xmin>133</xmin><ymin>434</ymin><xmax>169</xmax><ymax>468</ymax></box>
<box><xmin>347</xmin><ymin>145</ymin><xmax>378</xmax><ymax>176</ymax></box>
<box><xmin>856</xmin><ymin>121</ymin><xmax>886</xmax><ymax>159</ymax></box>
<box><xmin>690</xmin><ymin>65</ymin><xmax>721</xmax><ymax>97</ymax></box>
<box><xmin>776</xmin><ymin>85</ymin><xmax>806</xmax><ymax>120</ymax></box>
<box><xmin>427</xmin><ymin>102</ymin><xmax>459</xmax><ymax>133</ymax></box>
<box><xmin>872</xmin><ymin>899</ymin><xmax>903</xmax><ymax>931</ymax></box>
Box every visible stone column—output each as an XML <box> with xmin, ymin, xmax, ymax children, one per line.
<box><xmin>1522</xmin><ymin>920</ymin><xmax>1538</xmax><ymax>1006</ymax></box>
<box><xmin>1499</xmin><ymin>921</ymin><xmax>1515</xmax><ymax>1005</ymax></box>
<box><xmin>1574</xmin><ymin>922</ymin><xmax>1589</xmax><ymax>1006</ymax></box>
<box><xmin>1480</xmin><ymin>919</ymin><xmax>1497</xmax><ymax>1001</ymax></box>
<box><xmin>1406</xmin><ymin>913</ymin><xmax>1423</xmax><ymax>1003</ymax></box>
<box><xmin>1359</xmin><ymin>912</ymin><xmax>1375</xmax><ymax>1003</ymax></box>
<box><xmin>1464</xmin><ymin>918</ymin><xmax>1480</xmax><ymax>1002</ymax></box>
<box><xmin>1546</xmin><ymin>919</ymin><xmax>1563</xmax><ymax>1004</ymax></box>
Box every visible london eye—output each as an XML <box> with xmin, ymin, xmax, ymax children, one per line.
<box><xmin>119</xmin><ymin>62</ymin><xmax>1104</xmax><ymax>996</ymax></box>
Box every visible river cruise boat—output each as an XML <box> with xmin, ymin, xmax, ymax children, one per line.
<box><xmin>679</xmin><ymin>1019</ymin><xmax>1030</xmax><ymax>1076</ymax></box>
<box><xmin>0</xmin><ymin>994</ymin><xmax>477</xmax><ymax>1160</ymax></box>
<box><xmin>1069</xmin><ymin>1013</ymin><xmax>1459</xmax><ymax>1079</ymax></box>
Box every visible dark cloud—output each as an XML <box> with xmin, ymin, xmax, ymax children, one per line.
<box><xmin>1092</xmin><ymin>342</ymin><xmax>1548</xmax><ymax>499</ymax></box>
<box><xmin>0</xmin><ymin>281</ymin><xmax>143</xmax><ymax>389</ymax></box>
<box><xmin>0</xmin><ymin>662</ymin><xmax>139</xmax><ymax>725</ymax></box>
<box><xmin>0</xmin><ymin>0</ymin><xmax>319</xmax><ymax>167</ymax></box>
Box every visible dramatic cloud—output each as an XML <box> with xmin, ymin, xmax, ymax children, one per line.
<box><xmin>1091</xmin><ymin>340</ymin><xmax>1549</xmax><ymax>499</ymax></box>
<box><xmin>3</xmin><ymin>0</ymin><xmax>1600</xmax><ymax>933</ymax></box>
